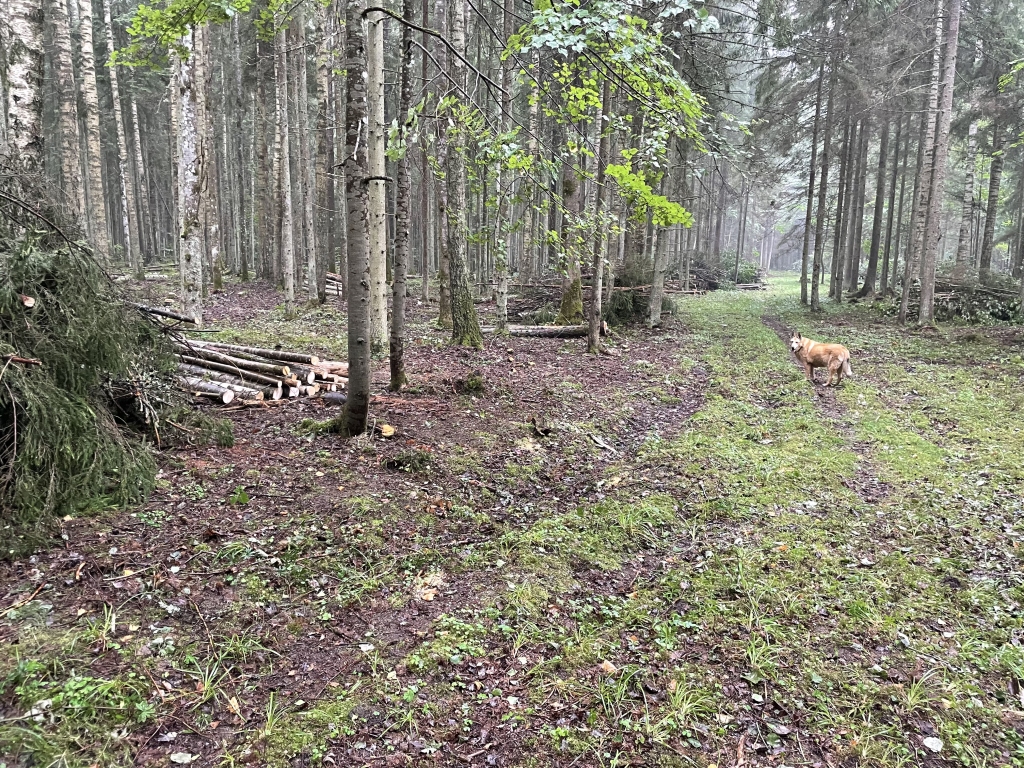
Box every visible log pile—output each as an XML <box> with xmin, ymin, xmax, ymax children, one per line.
<box><xmin>172</xmin><ymin>339</ymin><xmax>348</xmax><ymax>407</ymax></box>
<box><xmin>326</xmin><ymin>272</ymin><xmax>343</xmax><ymax>296</ymax></box>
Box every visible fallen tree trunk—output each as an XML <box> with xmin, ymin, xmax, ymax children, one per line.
<box><xmin>192</xmin><ymin>340</ymin><xmax>321</xmax><ymax>366</ymax></box>
<box><xmin>175</xmin><ymin>345</ymin><xmax>291</xmax><ymax>378</ymax></box>
<box><xmin>179</xmin><ymin>355</ymin><xmax>288</xmax><ymax>389</ymax></box>
<box><xmin>131</xmin><ymin>303</ymin><xmax>196</xmax><ymax>324</ymax></box>
<box><xmin>180</xmin><ymin>377</ymin><xmax>235</xmax><ymax>404</ymax></box>
<box><xmin>480</xmin><ymin>322</ymin><xmax>608</xmax><ymax>338</ymax></box>
<box><xmin>176</xmin><ymin>364</ymin><xmax>272</xmax><ymax>400</ymax></box>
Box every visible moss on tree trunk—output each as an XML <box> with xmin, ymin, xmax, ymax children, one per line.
<box><xmin>555</xmin><ymin>276</ymin><xmax>584</xmax><ymax>325</ymax></box>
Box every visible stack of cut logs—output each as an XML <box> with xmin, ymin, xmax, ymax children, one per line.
<box><xmin>326</xmin><ymin>272</ymin><xmax>343</xmax><ymax>296</ymax></box>
<box><xmin>174</xmin><ymin>340</ymin><xmax>348</xmax><ymax>405</ymax></box>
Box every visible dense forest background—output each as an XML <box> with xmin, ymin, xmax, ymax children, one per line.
<box><xmin>3</xmin><ymin>0</ymin><xmax>1024</xmax><ymax>419</ymax></box>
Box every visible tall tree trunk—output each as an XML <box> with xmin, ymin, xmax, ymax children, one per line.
<box><xmin>277</xmin><ymin>24</ymin><xmax>296</xmax><ymax>318</ymax></box>
<box><xmin>389</xmin><ymin>0</ymin><xmax>415</xmax><ymax>390</ymax></box>
<box><xmin>296</xmin><ymin>9</ymin><xmax>318</xmax><ymax>304</ymax></box>
<box><xmin>555</xmin><ymin>160</ymin><xmax>584</xmax><ymax>325</ymax></box>
<box><xmin>337</xmin><ymin>0</ymin><xmax>371</xmax><ymax>436</ymax></box>
<box><xmin>233</xmin><ymin>16</ymin><xmax>248</xmax><ymax>281</ymax></box>
<box><xmin>900</xmin><ymin>0</ymin><xmax>943</xmax><ymax>324</ymax></box>
<box><xmin>952</xmin><ymin>120</ymin><xmax>977</xmax><ymax>281</ymax></box>
<box><xmin>588</xmin><ymin>77</ymin><xmax>612</xmax><ymax>352</ymax></box>
<box><xmin>3</xmin><ymin>0</ymin><xmax>43</xmax><ymax>169</ymax></box>
<box><xmin>445</xmin><ymin>0</ymin><xmax>483</xmax><ymax>347</ymax></box>
<box><xmin>176</xmin><ymin>39</ymin><xmax>203</xmax><ymax>327</ymax></box>
<box><xmin>129</xmin><ymin>95</ymin><xmax>153</xmax><ymax>269</ymax></box>
<box><xmin>103</xmin><ymin>0</ymin><xmax>141</xmax><ymax>275</ymax></box>
<box><xmin>419</xmin><ymin>0</ymin><xmax>431</xmax><ymax>302</ymax></box>
<box><xmin>366</xmin><ymin>6</ymin><xmax>389</xmax><ymax>351</ymax></box>
<box><xmin>919</xmin><ymin>0</ymin><xmax>960</xmax><ymax>325</ymax></box>
<box><xmin>800</xmin><ymin>64</ymin><xmax>824</xmax><ymax>305</ymax></box>
<box><xmin>811</xmin><ymin>62</ymin><xmax>837</xmax><ymax>312</ymax></box>
<box><xmin>978</xmin><ymin>120</ymin><xmax>1004</xmax><ymax>284</ymax></box>
<box><xmin>856</xmin><ymin>118</ymin><xmax>889</xmax><ymax>297</ymax></box>
<box><xmin>314</xmin><ymin>4</ymin><xmax>329</xmax><ymax>298</ymax></box>
<box><xmin>48</xmin><ymin>0</ymin><xmax>83</xmax><ymax>225</ymax></box>
<box><xmin>847</xmin><ymin>117</ymin><xmax>870</xmax><ymax>291</ymax></box>
<box><xmin>880</xmin><ymin>115</ymin><xmax>903</xmax><ymax>295</ymax></box>
<box><xmin>889</xmin><ymin>121</ymin><xmax>911</xmax><ymax>293</ymax></box>
<box><xmin>76</xmin><ymin>0</ymin><xmax>109</xmax><ymax>260</ymax></box>
<box><xmin>829</xmin><ymin>106</ymin><xmax>852</xmax><ymax>299</ymax></box>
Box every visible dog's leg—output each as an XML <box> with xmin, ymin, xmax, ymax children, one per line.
<box><xmin>805</xmin><ymin>362</ymin><xmax>814</xmax><ymax>382</ymax></box>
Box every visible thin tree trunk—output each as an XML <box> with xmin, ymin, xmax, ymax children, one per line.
<box><xmin>811</xmin><ymin>62</ymin><xmax>837</xmax><ymax>312</ymax></box>
<box><xmin>889</xmin><ymin>121</ymin><xmax>911</xmax><ymax>293</ymax></box>
<box><xmin>446</xmin><ymin>0</ymin><xmax>483</xmax><ymax>347</ymax></box>
<box><xmin>919</xmin><ymin>0</ymin><xmax>961</xmax><ymax>324</ymax></box>
<box><xmin>176</xmin><ymin>40</ymin><xmax>203</xmax><ymax>327</ymax></box>
<box><xmin>588</xmin><ymin>77</ymin><xmax>612</xmax><ymax>352</ymax></box>
<box><xmin>801</xmin><ymin>64</ymin><xmax>824</xmax><ymax>305</ymax></box>
<box><xmin>296</xmin><ymin>9</ymin><xmax>318</xmax><ymax>304</ymax></box>
<box><xmin>900</xmin><ymin>0</ymin><xmax>943</xmax><ymax>324</ymax></box>
<box><xmin>337</xmin><ymin>0</ymin><xmax>371</xmax><ymax>436</ymax></box>
<box><xmin>366</xmin><ymin>6</ymin><xmax>389</xmax><ymax>351</ymax></box>
<box><xmin>389</xmin><ymin>0</ymin><xmax>414</xmax><ymax>390</ymax></box>
<box><xmin>856</xmin><ymin>118</ymin><xmax>889</xmax><ymax>297</ymax></box>
<box><xmin>76</xmin><ymin>0</ymin><xmax>109</xmax><ymax>260</ymax></box>
<box><xmin>103</xmin><ymin>0</ymin><xmax>140</xmax><ymax>275</ymax></box>
<box><xmin>129</xmin><ymin>95</ymin><xmax>153</xmax><ymax>269</ymax></box>
<box><xmin>847</xmin><ymin>117</ymin><xmax>870</xmax><ymax>291</ymax></box>
<box><xmin>952</xmin><ymin>120</ymin><xmax>977</xmax><ymax>281</ymax></box>
<box><xmin>49</xmin><ymin>0</ymin><xmax>83</xmax><ymax>224</ymax></box>
<box><xmin>830</xmin><ymin>107</ymin><xmax>852</xmax><ymax>299</ymax></box>
<box><xmin>978</xmin><ymin>120</ymin><xmax>1003</xmax><ymax>284</ymax></box>
<box><xmin>880</xmin><ymin>115</ymin><xmax>904</xmax><ymax>295</ymax></box>
<box><xmin>277</xmin><ymin>24</ymin><xmax>296</xmax><ymax>318</ymax></box>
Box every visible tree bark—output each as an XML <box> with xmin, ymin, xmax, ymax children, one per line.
<box><xmin>176</xmin><ymin>40</ymin><xmax>204</xmax><ymax>327</ymax></box>
<box><xmin>880</xmin><ymin>115</ymin><xmax>903</xmax><ymax>295</ymax></box>
<box><xmin>389</xmin><ymin>0</ymin><xmax>415</xmax><ymax>390</ymax></box>
<box><xmin>366</xmin><ymin>6</ymin><xmax>389</xmax><ymax>352</ymax></box>
<box><xmin>277</xmin><ymin>24</ymin><xmax>296</xmax><ymax>318</ymax></box>
<box><xmin>919</xmin><ymin>0</ymin><xmax>961</xmax><ymax>325</ymax></box>
<box><xmin>445</xmin><ymin>0</ymin><xmax>483</xmax><ymax>347</ymax></box>
<box><xmin>336</xmin><ymin>0</ymin><xmax>371</xmax><ymax>436</ymax></box>
<box><xmin>829</xmin><ymin>106</ymin><xmax>852</xmax><ymax>300</ymax></box>
<box><xmin>800</xmin><ymin>65</ymin><xmax>824</xmax><ymax>305</ymax></box>
<box><xmin>855</xmin><ymin>117</ymin><xmax>889</xmax><ymax>297</ymax></box>
<box><xmin>103</xmin><ymin>0</ymin><xmax>141</xmax><ymax>275</ymax></box>
<box><xmin>899</xmin><ymin>0</ymin><xmax>943</xmax><ymax>324</ymax></box>
<box><xmin>811</xmin><ymin>62</ymin><xmax>837</xmax><ymax>312</ymax></box>
<box><xmin>588</xmin><ymin>77</ymin><xmax>612</xmax><ymax>352</ymax></box>
<box><xmin>48</xmin><ymin>0</ymin><xmax>83</xmax><ymax>225</ymax></box>
<box><xmin>76</xmin><ymin>0</ymin><xmax>109</xmax><ymax>259</ymax></box>
<box><xmin>3</xmin><ymin>0</ymin><xmax>43</xmax><ymax>169</ymax></box>
<box><xmin>978</xmin><ymin>119</ymin><xmax>1004</xmax><ymax>284</ymax></box>
<box><xmin>296</xmin><ymin>8</ymin><xmax>318</xmax><ymax>305</ymax></box>
<box><xmin>419</xmin><ymin>0</ymin><xmax>431</xmax><ymax>302</ymax></box>
<box><xmin>952</xmin><ymin>120</ymin><xmax>978</xmax><ymax>280</ymax></box>
<box><xmin>846</xmin><ymin>117</ymin><xmax>870</xmax><ymax>292</ymax></box>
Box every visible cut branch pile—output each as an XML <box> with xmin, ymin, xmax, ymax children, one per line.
<box><xmin>172</xmin><ymin>339</ymin><xmax>348</xmax><ymax>406</ymax></box>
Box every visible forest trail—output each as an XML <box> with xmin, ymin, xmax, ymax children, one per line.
<box><xmin>2</xmin><ymin>279</ymin><xmax>1023</xmax><ymax>768</ymax></box>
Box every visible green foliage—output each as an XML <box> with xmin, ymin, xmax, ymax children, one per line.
<box><xmin>606</xmin><ymin>162</ymin><xmax>693</xmax><ymax>227</ymax></box>
<box><xmin>115</xmin><ymin>0</ymin><xmax>254</xmax><ymax>66</ymax></box>
<box><xmin>0</xmin><ymin>242</ymin><xmax>176</xmax><ymax>555</ymax></box>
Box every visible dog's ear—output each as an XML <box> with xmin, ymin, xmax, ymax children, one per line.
<box><xmin>795</xmin><ymin>331</ymin><xmax>802</xmax><ymax>339</ymax></box>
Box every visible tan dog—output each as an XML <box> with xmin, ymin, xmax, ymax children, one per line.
<box><xmin>789</xmin><ymin>332</ymin><xmax>853</xmax><ymax>386</ymax></box>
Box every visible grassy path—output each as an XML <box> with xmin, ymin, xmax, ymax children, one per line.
<box><xmin>2</xmin><ymin>279</ymin><xmax>1022</xmax><ymax>767</ymax></box>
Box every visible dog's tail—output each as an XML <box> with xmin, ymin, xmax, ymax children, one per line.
<box><xmin>843</xmin><ymin>357</ymin><xmax>854</xmax><ymax>379</ymax></box>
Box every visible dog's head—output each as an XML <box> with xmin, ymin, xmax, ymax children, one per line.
<box><xmin>789</xmin><ymin>332</ymin><xmax>802</xmax><ymax>352</ymax></box>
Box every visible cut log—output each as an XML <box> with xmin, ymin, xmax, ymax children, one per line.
<box><xmin>286</xmin><ymin>385</ymin><xmax>301</xmax><ymax>398</ymax></box>
<box><xmin>287</xmin><ymin>365</ymin><xmax>318</xmax><ymax>385</ymax></box>
<box><xmin>299</xmin><ymin>384</ymin><xmax>321</xmax><ymax>397</ymax></box>
<box><xmin>175</xmin><ymin>345</ymin><xmax>291</xmax><ymax>377</ymax></box>
<box><xmin>321</xmin><ymin>391</ymin><xmax>347</xmax><ymax>406</ymax></box>
<box><xmin>130</xmin><ymin>302</ymin><xmax>196</xmax><ymax>324</ymax></box>
<box><xmin>180</xmin><ymin>377</ymin><xmax>235</xmax><ymax>404</ymax></box>
<box><xmin>312</xmin><ymin>360</ymin><xmax>349</xmax><ymax>373</ymax></box>
<box><xmin>191</xmin><ymin>340</ymin><xmax>321</xmax><ymax>366</ymax></box>
<box><xmin>179</xmin><ymin>355</ymin><xmax>287</xmax><ymax>389</ymax></box>
<box><xmin>176</xmin><ymin>364</ymin><xmax>267</xmax><ymax>400</ymax></box>
<box><xmin>480</xmin><ymin>322</ymin><xmax>608</xmax><ymax>338</ymax></box>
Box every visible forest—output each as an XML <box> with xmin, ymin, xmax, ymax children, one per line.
<box><xmin>1</xmin><ymin>0</ymin><xmax>1024</xmax><ymax>765</ymax></box>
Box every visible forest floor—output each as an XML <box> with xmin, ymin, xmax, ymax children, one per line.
<box><xmin>2</xmin><ymin>275</ymin><xmax>1024</xmax><ymax>768</ymax></box>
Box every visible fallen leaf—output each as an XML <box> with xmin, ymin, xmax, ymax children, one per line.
<box><xmin>599</xmin><ymin>660</ymin><xmax>618</xmax><ymax>675</ymax></box>
<box><xmin>380</xmin><ymin>424</ymin><xmax>396</xmax><ymax>438</ymax></box>
<box><xmin>766</xmin><ymin>722</ymin><xmax>791</xmax><ymax>736</ymax></box>
<box><xmin>923</xmin><ymin>737</ymin><xmax>943</xmax><ymax>753</ymax></box>
<box><xmin>157</xmin><ymin>732</ymin><xmax>178</xmax><ymax>743</ymax></box>
<box><xmin>170</xmin><ymin>753</ymin><xmax>197</xmax><ymax>764</ymax></box>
